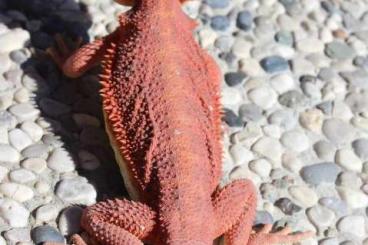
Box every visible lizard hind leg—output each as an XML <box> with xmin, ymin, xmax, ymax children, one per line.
<box><xmin>81</xmin><ymin>198</ymin><xmax>157</xmax><ymax>245</ymax></box>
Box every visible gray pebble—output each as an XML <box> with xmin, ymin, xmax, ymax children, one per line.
<box><xmin>352</xmin><ymin>138</ymin><xmax>368</xmax><ymax>160</ymax></box>
<box><xmin>278</xmin><ymin>90</ymin><xmax>306</xmax><ymax>108</ymax></box>
<box><xmin>300</xmin><ymin>162</ymin><xmax>341</xmax><ymax>185</ymax></box>
<box><xmin>345</xmin><ymin>91</ymin><xmax>368</xmax><ymax>114</ymax></box>
<box><xmin>275</xmin><ymin>31</ymin><xmax>293</xmax><ymax>46</ymax></box>
<box><xmin>39</xmin><ymin>98</ymin><xmax>71</xmax><ymax>118</ymax></box>
<box><xmin>325</xmin><ymin>41</ymin><xmax>356</xmax><ymax>59</ymax></box>
<box><xmin>58</xmin><ymin>206</ymin><xmax>83</xmax><ymax>236</ymax></box>
<box><xmin>322</xmin><ymin>119</ymin><xmax>356</xmax><ymax>145</ymax></box>
<box><xmin>317</xmin><ymin>101</ymin><xmax>333</xmax><ymax>115</ymax></box>
<box><xmin>274</xmin><ymin>198</ymin><xmax>302</xmax><ymax>215</ymax></box>
<box><xmin>268</xmin><ymin>109</ymin><xmax>297</xmax><ymax>130</ymax></box>
<box><xmin>340</xmin><ymin>69</ymin><xmax>368</xmax><ymax>89</ymax></box>
<box><xmin>314</xmin><ymin>140</ymin><xmax>336</xmax><ymax>161</ymax></box>
<box><xmin>55</xmin><ymin>177</ymin><xmax>96</xmax><ymax>205</ymax></box>
<box><xmin>254</xmin><ymin>211</ymin><xmax>273</xmax><ymax>226</ymax></box>
<box><xmin>210</xmin><ymin>15</ymin><xmax>230</xmax><ymax>31</ymax></box>
<box><xmin>238</xmin><ymin>104</ymin><xmax>263</xmax><ymax>122</ymax></box>
<box><xmin>205</xmin><ymin>0</ymin><xmax>230</xmax><ymax>9</ymax></box>
<box><xmin>319</xmin><ymin>197</ymin><xmax>348</xmax><ymax>217</ymax></box>
<box><xmin>31</xmin><ymin>225</ymin><xmax>64</xmax><ymax>245</ymax></box>
<box><xmin>224</xmin><ymin>72</ymin><xmax>247</xmax><ymax>87</ymax></box>
<box><xmin>260</xmin><ymin>56</ymin><xmax>289</xmax><ymax>73</ymax></box>
<box><xmin>21</xmin><ymin>144</ymin><xmax>49</xmax><ymax>159</ymax></box>
<box><xmin>236</xmin><ymin>10</ymin><xmax>253</xmax><ymax>31</ymax></box>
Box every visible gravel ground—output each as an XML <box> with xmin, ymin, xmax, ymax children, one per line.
<box><xmin>0</xmin><ymin>0</ymin><xmax>368</xmax><ymax>244</ymax></box>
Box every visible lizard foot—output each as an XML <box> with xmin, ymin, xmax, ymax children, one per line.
<box><xmin>248</xmin><ymin>224</ymin><xmax>314</xmax><ymax>245</ymax></box>
<box><xmin>46</xmin><ymin>34</ymin><xmax>83</xmax><ymax>70</ymax></box>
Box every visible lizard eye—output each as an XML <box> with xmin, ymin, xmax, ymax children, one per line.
<box><xmin>114</xmin><ymin>0</ymin><xmax>134</xmax><ymax>6</ymax></box>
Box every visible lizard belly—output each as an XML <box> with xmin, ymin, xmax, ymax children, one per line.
<box><xmin>103</xmin><ymin>111</ymin><xmax>141</xmax><ymax>202</ymax></box>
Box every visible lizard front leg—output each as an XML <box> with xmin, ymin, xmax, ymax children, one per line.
<box><xmin>81</xmin><ymin>198</ymin><xmax>157</xmax><ymax>245</ymax></box>
<box><xmin>212</xmin><ymin>179</ymin><xmax>313</xmax><ymax>245</ymax></box>
<box><xmin>47</xmin><ymin>30</ymin><xmax>118</xmax><ymax>78</ymax></box>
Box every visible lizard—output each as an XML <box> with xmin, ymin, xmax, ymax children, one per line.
<box><xmin>46</xmin><ymin>0</ymin><xmax>314</xmax><ymax>244</ymax></box>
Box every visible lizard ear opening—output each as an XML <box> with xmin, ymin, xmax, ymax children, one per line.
<box><xmin>114</xmin><ymin>0</ymin><xmax>134</xmax><ymax>6</ymax></box>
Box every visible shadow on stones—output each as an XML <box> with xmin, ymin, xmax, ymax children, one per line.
<box><xmin>1</xmin><ymin>0</ymin><xmax>127</xmax><ymax>202</ymax></box>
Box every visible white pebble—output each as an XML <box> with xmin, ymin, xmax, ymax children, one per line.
<box><xmin>248</xmin><ymin>86</ymin><xmax>277</xmax><ymax>110</ymax></box>
<box><xmin>0</xmin><ymin>29</ymin><xmax>30</xmax><ymax>53</ymax></box>
<box><xmin>47</xmin><ymin>148</ymin><xmax>75</xmax><ymax>173</ymax></box>
<box><xmin>252</xmin><ymin>137</ymin><xmax>282</xmax><ymax>163</ymax></box>
<box><xmin>289</xmin><ymin>185</ymin><xmax>318</xmax><ymax>207</ymax></box>
<box><xmin>307</xmin><ymin>205</ymin><xmax>335</xmax><ymax>228</ymax></box>
<box><xmin>249</xmin><ymin>158</ymin><xmax>272</xmax><ymax>177</ymax></box>
<box><xmin>230</xmin><ymin>144</ymin><xmax>254</xmax><ymax>166</ymax></box>
<box><xmin>0</xmin><ymin>198</ymin><xmax>29</xmax><ymax>227</ymax></box>
<box><xmin>21</xmin><ymin>158</ymin><xmax>47</xmax><ymax>173</ymax></box>
<box><xmin>281</xmin><ymin>130</ymin><xmax>309</xmax><ymax>153</ymax></box>
<box><xmin>0</xmin><ymin>144</ymin><xmax>20</xmax><ymax>163</ymax></box>
<box><xmin>35</xmin><ymin>204</ymin><xmax>60</xmax><ymax>222</ymax></box>
<box><xmin>337</xmin><ymin>215</ymin><xmax>366</xmax><ymax>238</ymax></box>
<box><xmin>338</xmin><ymin>187</ymin><xmax>368</xmax><ymax>209</ymax></box>
<box><xmin>335</xmin><ymin>149</ymin><xmax>362</xmax><ymax>172</ymax></box>
<box><xmin>0</xmin><ymin>183</ymin><xmax>34</xmax><ymax>202</ymax></box>
<box><xmin>21</xmin><ymin>121</ymin><xmax>43</xmax><ymax>142</ymax></box>
<box><xmin>269</xmin><ymin>74</ymin><xmax>295</xmax><ymax>94</ymax></box>
<box><xmin>299</xmin><ymin>109</ymin><xmax>324</xmax><ymax>132</ymax></box>
<box><xmin>9</xmin><ymin>169</ymin><xmax>36</xmax><ymax>184</ymax></box>
<box><xmin>8</xmin><ymin>128</ymin><xmax>32</xmax><ymax>151</ymax></box>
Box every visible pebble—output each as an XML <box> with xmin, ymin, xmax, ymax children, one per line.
<box><xmin>282</xmin><ymin>152</ymin><xmax>303</xmax><ymax>173</ymax></box>
<box><xmin>319</xmin><ymin>197</ymin><xmax>348</xmax><ymax>217</ymax></box>
<box><xmin>0</xmin><ymin>144</ymin><xmax>20</xmax><ymax>163</ymax></box>
<box><xmin>34</xmin><ymin>181</ymin><xmax>50</xmax><ymax>194</ymax></box>
<box><xmin>239</xmin><ymin>58</ymin><xmax>264</xmax><ymax>77</ymax></box>
<box><xmin>249</xmin><ymin>158</ymin><xmax>272</xmax><ymax>177</ymax></box>
<box><xmin>299</xmin><ymin>109</ymin><xmax>324</xmax><ymax>131</ymax></box>
<box><xmin>254</xmin><ymin>211</ymin><xmax>273</xmax><ymax>226</ymax></box>
<box><xmin>0</xmin><ymin>29</ymin><xmax>30</xmax><ymax>53</ymax></box>
<box><xmin>278</xmin><ymin>90</ymin><xmax>306</xmax><ymax>108</ymax></box>
<box><xmin>337</xmin><ymin>216</ymin><xmax>366</xmax><ymax>238</ymax></box>
<box><xmin>252</xmin><ymin>137</ymin><xmax>282</xmax><ymax>162</ymax></box>
<box><xmin>8</xmin><ymin>103</ymin><xmax>40</xmax><ymax>122</ymax></box>
<box><xmin>335</xmin><ymin>149</ymin><xmax>362</xmax><ymax>172</ymax></box>
<box><xmin>322</xmin><ymin>119</ymin><xmax>356</xmax><ymax>144</ymax></box>
<box><xmin>31</xmin><ymin>225</ymin><xmax>64</xmax><ymax>244</ymax></box>
<box><xmin>4</xmin><ymin>228</ymin><xmax>31</xmax><ymax>243</ymax></box>
<box><xmin>275</xmin><ymin>31</ymin><xmax>293</xmax><ymax>46</ymax></box>
<box><xmin>341</xmin><ymin>69</ymin><xmax>368</xmax><ymax>89</ymax></box>
<box><xmin>0</xmin><ymin>111</ymin><xmax>16</xmax><ymax>129</ymax></box>
<box><xmin>8</xmin><ymin>128</ymin><xmax>32</xmax><ymax>151</ymax></box>
<box><xmin>274</xmin><ymin>198</ymin><xmax>302</xmax><ymax>215</ymax></box>
<box><xmin>58</xmin><ymin>206</ymin><xmax>84</xmax><ymax>236</ymax></box>
<box><xmin>20</xmin><ymin>121</ymin><xmax>43</xmax><ymax>142</ymax></box>
<box><xmin>0</xmin><ymin>166</ymin><xmax>8</xmax><ymax>182</ymax></box>
<box><xmin>21</xmin><ymin>158</ymin><xmax>47</xmax><ymax>174</ymax></box>
<box><xmin>21</xmin><ymin>144</ymin><xmax>49</xmax><ymax>159</ymax></box>
<box><xmin>268</xmin><ymin>109</ymin><xmax>297</xmax><ymax>130</ymax></box>
<box><xmin>262</xmin><ymin>124</ymin><xmax>281</xmax><ymax>139</ymax></box>
<box><xmin>210</xmin><ymin>15</ymin><xmax>230</xmax><ymax>31</ymax></box>
<box><xmin>307</xmin><ymin>205</ymin><xmax>335</xmax><ymax>228</ymax></box>
<box><xmin>248</xmin><ymin>86</ymin><xmax>277</xmax><ymax>110</ymax></box>
<box><xmin>0</xmin><ymin>183</ymin><xmax>34</xmax><ymax>202</ymax></box>
<box><xmin>224</xmin><ymin>72</ymin><xmax>247</xmax><ymax>87</ymax></box>
<box><xmin>223</xmin><ymin>109</ymin><xmax>243</xmax><ymax>127</ymax></box>
<box><xmin>313</xmin><ymin>140</ymin><xmax>336</xmax><ymax>161</ymax></box>
<box><xmin>280</xmin><ymin>130</ymin><xmax>309</xmax><ymax>153</ymax></box>
<box><xmin>289</xmin><ymin>185</ymin><xmax>318</xmax><ymax>207</ymax></box>
<box><xmin>300</xmin><ymin>162</ymin><xmax>340</xmax><ymax>185</ymax></box>
<box><xmin>337</xmin><ymin>172</ymin><xmax>362</xmax><ymax>189</ymax></box>
<box><xmin>47</xmin><ymin>148</ymin><xmax>75</xmax><ymax>173</ymax></box>
<box><xmin>72</xmin><ymin>113</ymin><xmax>101</xmax><ymax>128</ymax></box>
<box><xmin>236</xmin><ymin>10</ymin><xmax>253</xmax><ymax>31</ymax></box>
<box><xmin>325</xmin><ymin>41</ymin><xmax>356</xmax><ymax>59</ymax></box>
<box><xmin>269</xmin><ymin>74</ymin><xmax>294</xmax><ymax>94</ymax></box>
<box><xmin>14</xmin><ymin>88</ymin><xmax>29</xmax><ymax>103</ymax></box>
<box><xmin>337</xmin><ymin>187</ymin><xmax>368</xmax><ymax>209</ymax></box>
<box><xmin>55</xmin><ymin>177</ymin><xmax>96</xmax><ymax>205</ymax></box>
<box><xmin>352</xmin><ymin>138</ymin><xmax>368</xmax><ymax>161</ymax></box>
<box><xmin>238</xmin><ymin>103</ymin><xmax>263</xmax><ymax>122</ymax></box>
<box><xmin>260</xmin><ymin>55</ymin><xmax>289</xmax><ymax>73</ymax></box>
<box><xmin>78</xmin><ymin>150</ymin><xmax>101</xmax><ymax>171</ymax></box>
<box><xmin>35</xmin><ymin>204</ymin><xmax>60</xmax><ymax>222</ymax></box>
<box><xmin>205</xmin><ymin>0</ymin><xmax>230</xmax><ymax>8</ymax></box>
<box><xmin>0</xmin><ymin>198</ymin><xmax>29</xmax><ymax>227</ymax></box>
<box><xmin>39</xmin><ymin>98</ymin><xmax>71</xmax><ymax>118</ymax></box>
<box><xmin>9</xmin><ymin>169</ymin><xmax>36</xmax><ymax>184</ymax></box>
<box><xmin>297</xmin><ymin>38</ymin><xmax>325</xmax><ymax>53</ymax></box>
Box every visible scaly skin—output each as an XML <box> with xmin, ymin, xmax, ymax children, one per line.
<box><xmin>46</xmin><ymin>0</ymin><xmax>314</xmax><ymax>244</ymax></box>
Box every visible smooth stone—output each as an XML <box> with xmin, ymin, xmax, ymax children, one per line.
<box><xmin>210</xmin><ymin>15</ymin><xmax>230</xmax><ymax>31</ymax></box>
<box><xmin>252</xmin><ymin>137</ymin><xmax>282</xmax><ymax>162</ymax></box>
<box><xmin>47</xmin><ymin>148</ymin><xmax>75</xmax><ymax>173</ymax></box>
<box><xmin>9</xmin><ymin>128</ymin><xmax>32</xmax><ymax>151</ymax></box>
<box><xmin>280</xmin><ymin>130</ymin><xmax>309</xmax><ymax>153</ymax></box>
<box><xmin>21</xmin><ymin>144</ymin><xmax>49</xmax><ymax>159</ymax></box>
<box><xmin>340</xmin><ymin>69</ymin><xmax>368</xmax><ymax>89</ymax></box>
<box><xmin>0</xmin><ymin>127</ymin><xmax>7</xmax><ymax>144</ymax></box>
<box><xmin>39</xmin><ymin>98</ymin><xmax>71</xmax><ymax>118</ymax></box>
<box><xmin>78</xmin><ymin>150</ymin><xmax>100</xmax><ymax>171</ymax></box>
<box><xmin>21</xmin><ymin>158</ymin><xmax>47</xmax><ymax>173</ymax></box>
<box><xmin>9</xmin><ymin>103</ymin><xmax>40</xmax><ymax>122</ymax></box>
<box><xmin>337</xmin><ymin>216</ymin><xmax>366</xmax><ymax>238</ymax></box>
<box><xmin>56</xmin><ymin>177</ymin><xmax>96</xmax><ymax>205</ymax></box>
<box><xmin>35</xmin><ymin>204</ymin><xmax>60</xmax><ymax>222</ymax></box>
<box><xmin>0</xmin><ymin>111</ymin><xmax>16</xmax><ymax>129</ymax></box>
<box><xmin>317</xmin><ymin>101</ymin><xmax>333</xmax><ymax>115</ymax></box>
<box><xmin>299</xmin><ymin>109</ymin><xmax>323</xmax><ymax>132</ymax></box>
<box><xmin>223</xmin><ymin>109</ymin><xmax>243</xmax><ymax>127</ymax></box>
<box><xmin>322</xmin><ymin>119</ymin><xmax>355</xmax><ymax>144</ymax></box>
<box><xmin>300</xmin><ymin>162</ymin><xmax>340</xmax><ymax>185</ymax></box>
<box><xmin>269</xmin><ymin>74</ymin><xmax>295</xmax><ymax>94</ymax></box>
<box><xmin>238</xmin><ymin>104</ymin><xmax>263</xmax><ymax>122</ymax></box>
<box><xmin>249</xmin><ymin>158</ymin><xmax>272</xmax><ymax>177</ymax></box>
<box><xmin>248</xmin><ymin>86</ymin><xmax>277</xmax><ymax>110</ymax></box>
<box><xmin>289</xmin><ymin>185</ymin><xmax>318</xmax><ymax>207</ymax></box>
<box><xmin>0</xmin><ymin>183</ymin><xmax>34</xmax><ymax>202</ymax></box>
<box><xmin>20</xmin><ymin>121</ymin><xmax>43</xmax><ymax>142</ymax></box>
<box><xmin>260</xmin><ymin>55</ymin><xmax>289</xmax><ymax>73</ymax></box>
<box><xmin>282</xmin><ymin>152</ymin><xmax>303</xmax><ymax>173</ymax></box>
<box><xmin>297</xmin><ymin>38</ymin><xmax>324</xmax><ymax>53</ymax></box>
<box><xmin>239</xmin><ymin>58</ymin><xmax>264</xmax><ymax>77</ymax></box>
<box><xmin>254</xmin><ymin>211</ymin><xmax>273</xmax><ymax>226</ymax></box>
<box><xmin>262</xmin><ymin>124</ymin><xmax>281</xmax><ymax>139</ymax></box>
<box><xmin>72</xmin><ymin>113</ymin><xmax>100</xmax><ymax>128</ymax></box>
<box><xmin>268</xmin><ymin>110</ymin><xmax>297</xmax><ymax>130</ymax></box>
<box><xmin>278</xmin><ymin>90</ymin><xmax>306</xmax><ymax>108</ymax></box>
<box><xmin>58</xmin><ymin>206</ymin><xmax>84</xmax><ymax>236</ymax></box>
<box><xmin>337</xmin><ymin>172</ymin><xmax>362</xmax><ymax>189</ymax></box>
<box><xmin>275</xmin><ymin>31</ymin><xmax>293</xmax><ymax>46</ymax></box>
<box><xmin>307</xmin><ymin>205</ymin><xmax>335</xmax><ymax>227</ymax></box>
<box><xmin>0</xmin><ymin>144</ymin><xmax>20</xmax><ymax>163</ymax></box>
<box><xmin>325</xmin><ymin>41</ymin><xmax>355</xmax><ymax>59</ymax></box>
<box><xmin>313</xmin><ymin>140</ymin><xmax>336</xmax><ymax>161</ymax></box>
<box><xmin>214</xmin><ymin>36</ymin><xmax>233</xmax><ymax>52</ymax></box>
<box><xmin>0</xmin><ymin>29</ymin><xmax>30</xmax><ymax>53</ymax></box>
<box><xmin>319</xmin><ymin>197</ymin><xmax>348</xmax><ymax>217</ymax></box>
<box><xmin>224</xmin><ymin>72</ymin><xmax>247</xmax><ymax>87</ymax></box>
<box><xmin>274</xmin><ymin>198</ymin><xmax>302</xmax><ymax>215</ymax></box>
<box><xmin>31</xmin><ymin>225</ymin><xmax>64</xmax><ymax>244</ymax></box>
<box><xmin>352</xmin><ymin>138</ymin><xmax>368</xmax><ymax>161</ymax></box>
<box><xmin>0</xmin><ymin>198</ymin><xmax>29</xmax><ymax>227</ymax></box>
<box><xmin>205</xmin><ymin>0</ymin><xmax>230</xmax><ymax>8</ymax></box>
<box><xmin>236</xmin><ymin>10</ymin><xmax>253</xmax><ymax>31</ymax></box>
<box><xmin>34</xmin><ymin>181</ymin><xmax>50</xmax><ymax>194</ymax></box>
<box><xmin>0</xmin><ymin>166</ymin><xmax>8</xmax><ymax>182</ymax></box>
<box><xmin>345</xmin><ymin>91</ymin><xmax>368</xmax><ymax>114</ymax></box>
<box><xmin>9</xmin><ymin>169</ymin><xmax>36</xmax><ymax>184</ymax></box>
<box><xmin>4</xmin><ymin>228</ymin><xmax>30</xmax><ymax>243</ymax></box>
<box><xmin>335</xmin><ymin>149</ymin><xmax>362</xmax><ymax>172</ymax></box>
<box><xmin>337</xmin><ymin>187</ymin><xmax>368</xmax><ymax>209</ymax></box>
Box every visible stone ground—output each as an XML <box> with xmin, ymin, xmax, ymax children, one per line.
<box><xmin>0</xmin><ymin>0</ymin><xmax>367</xmax><ymax>244</ymax></box>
